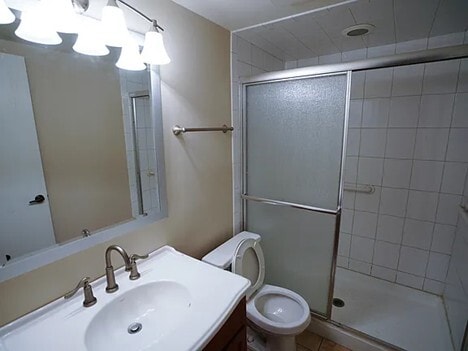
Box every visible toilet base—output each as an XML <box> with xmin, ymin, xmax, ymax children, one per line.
<box><xmin>247</xmin><ymin>326</ymin><xmax>297</xmax><ymax>351</ymax></box>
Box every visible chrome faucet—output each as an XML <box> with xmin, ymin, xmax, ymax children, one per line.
<box><xmin>105</xmin><ymin>245</ymin><xmax>148</xmax><ymax>293</ymax></box>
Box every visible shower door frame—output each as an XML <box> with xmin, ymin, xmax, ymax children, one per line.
<box><xmin>240</xmin><ymin>71</ymin><xmax>352</xmax><ymax>319</ymax></box>
<box><xmin>239</xmin><ymin>43</ymin><xmax>468</xmax><ymax>320</ymax></box>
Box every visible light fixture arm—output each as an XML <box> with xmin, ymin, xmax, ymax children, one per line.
<box><xmin>116</xmin><ymin>0</ymin><xmax>164</xmax><ymax>32</ymax></box>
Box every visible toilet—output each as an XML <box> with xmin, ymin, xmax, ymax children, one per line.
<box><xmin>202</xmin><ymin>231</ymin><xmax>311</xmax><ymax>351</ymax></box>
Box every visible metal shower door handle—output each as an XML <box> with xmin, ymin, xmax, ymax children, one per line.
<box><xmin>29</xmin><ymin>195</ymin><xmax>45</xmax><ymax>205</ymax></box>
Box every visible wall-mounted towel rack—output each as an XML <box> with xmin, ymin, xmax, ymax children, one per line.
<box><xmin>344</xmin><ymin>183</ymin><xmax>375</xmax><ymax>194</ymax></box>
<box><xmin>172</xmin><ymin>124</ymin><xmax>234</xmax><ymax>136</ymax></box>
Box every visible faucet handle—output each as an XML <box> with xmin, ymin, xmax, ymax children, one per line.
<box><xmin>129</xmin><ymin>253</ymin><xmax>149</xmax><ymax>280</ymax></box>
<box><xmin>64</xmin><ymin>277</ymin><xmax>97</xmax><ymax>307</ymax></box>
<box><xmin>130</xmin><ymin>253</ymin><xmax>149</xmax><ymax>262</ymax></box>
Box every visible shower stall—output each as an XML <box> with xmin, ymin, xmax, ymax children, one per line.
<box><xmin>238</xmin><ymin>44</ymin><xmax>468</xmax><ymax>351</ymax></box>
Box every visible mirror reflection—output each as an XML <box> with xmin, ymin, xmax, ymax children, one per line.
<box><xmin>0</xmin><ymin>24</ymin><xmax>162</xmax><ymax>265</ymax></box>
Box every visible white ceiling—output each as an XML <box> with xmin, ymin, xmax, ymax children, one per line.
<box><xmin>170</xmin><ymin>0</ymin><xmax>355</xmax><ymax>31</ymax></box>
<box><xmin>234</xmin><ymin>0</ymin><xmax>468</xmax><ymax>61</ymax></box>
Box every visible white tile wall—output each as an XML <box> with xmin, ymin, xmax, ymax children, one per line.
<box><xmin>376</xmin><ymin>214</ymin><xmax>404</xmax><ymax>244</ymax></box>
<box><xmin>360</xmin><ymin>129</ymin><xmax>387</xmax><ymax>157</ymax></box>
<box><xmin>413</xmin><ymin>128</ymin><xmax>450</xmax><ymax>160</ymax></box>
<box><xmin>362</xmin><ymin>98</ymin><xmax>390</xmax><ymax>127</ymax></box>
<box><xmin>391</xmin><ymin>64</ymin><xmax>424</xmax><ymax>96</ymax></box>
<box><xmin>382</xmin><ymin>159</ymin><xmax>412</xmax><ymax>188</ymax></box>
<box><xmin>388</xmin><ymin>96</ymin><xmax>420</xmax><ymax>127</ymax></box>
<box><xmin>379</xmin><ymin>188</ymin><xmax>408</xmax><ymax>217</ymax></box>
<box><xmin>418</xmin><ymin>94</ymin><xmax>455</xmax><ymax>127</ymax></box>
<box><xmin>335</xmin><ymin>34</ymin><xmax>468</xmax><ymax>295</ymax></box>
<box><xmin>398</xmin><ymin>246</ymin><xmax>429</xmax><ymax>276</ymax></box>
<box><xmin>372</xmin><ymin>265</ymin><xmax>397</xmax><ymax>281</ymax></box>
<box><xmin>402</xmin><ymin>219</ymin><xmax>434</xmax><ymax>250</ymax></box>
<box><xmin>385</xmin><ymin>128</ymin><xmax>417</xmax><ymax>159</ymax></box>
<box><xmin>431</xmin><ymin>224</ymin><xmax>456</xmax><ymax>254</ymax></box>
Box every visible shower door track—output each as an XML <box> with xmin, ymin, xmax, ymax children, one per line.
<box><xmin>240</xmin><ymin>44</ymin><xmax>468</xmax><ymax>85</ymax></box>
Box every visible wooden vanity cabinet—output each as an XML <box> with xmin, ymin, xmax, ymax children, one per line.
<box><xmin>203</xmin><ymin>298</ymin><xmax>247</xmax><ymax>351</ymax></box>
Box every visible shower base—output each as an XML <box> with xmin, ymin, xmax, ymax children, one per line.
<box><xmin>332</xmin><ymin>267</ymin><xmax>453</xmax><ymax>351</ymax></box>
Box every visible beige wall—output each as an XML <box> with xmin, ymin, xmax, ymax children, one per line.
<box><xmin>0</xmin><ymin>0</ymin><xmax>232</xmax><ymax>326</ymax></box>
<box><xmin>0</xmin><ymin>39</ymin><xmax>132</xmax><ymax>243</ymax></box>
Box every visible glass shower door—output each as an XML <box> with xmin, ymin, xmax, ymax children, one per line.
<box><xmin>243</xmin><ymin>72</ymin><xmax>350</xmax><ymax>316</ymax></box>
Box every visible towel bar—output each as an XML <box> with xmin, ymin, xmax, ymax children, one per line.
<box><xmin>172</xmin><ymin>125</ymin><xmax>233</xmax><ymax>135</ymax></box>
<box><xmin>344</xmin><ymin>184</ymin><xmax>375</xmax><ymax>194</ymax></box>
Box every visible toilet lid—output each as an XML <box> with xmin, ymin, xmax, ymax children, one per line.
<box><xmin>232</xmin><ymin>238</ymin><xmax>265</xmax><ymax>299</ymax></box>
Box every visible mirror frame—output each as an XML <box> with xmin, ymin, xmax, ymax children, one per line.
<box><xmin>0</xmin><ymin>66</ymin><xmax>168</xmax><ymax>283</ymax></box>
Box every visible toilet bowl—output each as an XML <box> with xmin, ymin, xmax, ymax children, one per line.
<box><xmin>202</xmin><ymin>231</ymin><xmax>310</xmax><ymax>351</ymax></box>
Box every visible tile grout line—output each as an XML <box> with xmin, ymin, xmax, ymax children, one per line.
<box><xmin>371</xmin><ymin>62</ymin><xmax>397</xmax><ymax>278</ymax></box>
<box><xmin>393</xmin><ymin>60</ymin><xmax>427</xmax><ymax>287</ymax></box>
<box><xmin>346</xmin><ymin>72</ymin><xmax>366</xmax><ymax>270</ymax></box>
<box><xmin>431</xmin><ymin>58</ymin><xmax>464</xmax><ymax>287</ymax></box>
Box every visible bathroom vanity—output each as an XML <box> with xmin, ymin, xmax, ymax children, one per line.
<box><xmin>204</xmin><ymin>298</ymin><xmax>246</xmax><ymax>351</ymax></box>
<box><xmin>0</xmin><ymin>246</ymin><xmax>250</xmax><ymax>350</ymax></box>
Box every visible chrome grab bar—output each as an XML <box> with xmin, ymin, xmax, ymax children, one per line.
<box><xmin>344</xmin><ymin>183</ymin><xmax>375</xmax><ymax>194</ymax></box>
<box><xmin>172</xmin><ymin>125</ymin><xmax>233</xmax><ymax>135</ymax></box>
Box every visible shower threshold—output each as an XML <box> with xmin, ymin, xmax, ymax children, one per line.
<box><xmin>331</xmin><ymin>267</ymin><xmax>453</xmax><ymax>351</ymax></box>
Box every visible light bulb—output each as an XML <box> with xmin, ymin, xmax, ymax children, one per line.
<box><xmin>116</xmin><ymin>36</ymin><xmax>146</xmax><ymax>71</ymax></box>
<box><xmin>0</xmin><ymin>0</ymin><xmax>15</xmax><ymax>24</ymax></box>
<box><xmin>44</xmin><ymin>0</ymin><xmax>81</xmax><ymax>34</ymax></box>
<box><xmin>101</xmin><ymin>0</ymin><xmax>129</xmax><ymax>47</ymax></box>
<box><xmin>15</xmin><ymin>5</ymin><xmax>62</xmax><ymax>45</ymax></box>
<box><xmin>141</xmin><ymin>31</ymin><xmax>171</xmax><ymax>65</ymax></box>
<box><xmin>73</xmin><ymin>19</ymin><xmax>109</xmax><ymax>56</ymax></box>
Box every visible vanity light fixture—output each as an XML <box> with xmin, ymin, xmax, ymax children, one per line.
<box><xmin>15</xmin><ymin>5</ymin><xmax>63</xmax><ymax>45</ymax></box>
<box><xmin>101</xmin><ymin>0</ymin><xmax>129</xmax><ymax>47</ymax></box>
<box><xmin>0</xmin><ymin>0</ymin><xmax>14</xmax><ymax>24</ymax></box>
<box><xmin>73</xmin><ymin>20</ymin><xmax>110</xmax><ymax>56</ymax></box>
<box><xmin>116</xmin><ymin>36</ymin><xmax>146</xmax><ymax>71</ymax></box>
<box><xmin>115</xmin><ymin>0</ymin><xmax>171</xmax><ymax>65</ymax></box>
<box><xmin>1</xmin><ymin>0</ymin><xmax>171</xmax><ymax>69</ymax></box>
<box><xmin>141</xmin><ymin>21</ymin><xmax>171</xmax><ymax>65</ymax></box>
<box><xmin>45</xmin><ymin>0</ymin><xmax>81</xmax><ymax>34</ymax></box>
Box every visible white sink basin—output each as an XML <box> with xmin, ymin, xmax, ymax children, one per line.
<box><xmin>0</xmin><ymin>246</ymin><xmax>250</xmax><ymax>351</ymax></box>
<box><xmin>86</xmin><ymin>281</ymin><xmax>192</xmax><ymax>350</ymax></box>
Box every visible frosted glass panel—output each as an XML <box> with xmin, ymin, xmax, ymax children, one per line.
<box><xmin>246</xmin><ymin>201</ymin><xmax>336</xmax><ymax>315</ymax></box>
<box><xmin>246</xmin><ymin>74</ymin><xmax>347</xmax><ymax>210</ymax></box>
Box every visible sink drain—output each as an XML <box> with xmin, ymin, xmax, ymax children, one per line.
<box><xmin>128</xmin><ymin>322</ymin><xmax>143</xmax><ymax>334</ymax></box>
<box><xmin>333</xmin><ymin>298</ymin><xmax>345</xmax><ymax>308</ymax></box>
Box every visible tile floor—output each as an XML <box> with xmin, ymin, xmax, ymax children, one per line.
<box><xmin>296</xmin><ymin>330</ymin><xmax>352</xmax><ymax>351</ymax></box>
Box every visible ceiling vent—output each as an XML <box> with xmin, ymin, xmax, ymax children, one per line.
<box><xmin>342</xmin><ymin>24</ymin><xmax>375</xmax><ymax>37</ymax></box>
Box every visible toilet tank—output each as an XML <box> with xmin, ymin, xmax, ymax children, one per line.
<box><xmin>202</xmin><ymin>231</ymin><xmax>261</xmax><ymax>269</ymax></box>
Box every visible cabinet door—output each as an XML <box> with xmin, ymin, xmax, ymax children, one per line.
<box><xmin>224</xmin><ymin>326</ymin><xmax>246</xmax><ymax>351</ymax></box>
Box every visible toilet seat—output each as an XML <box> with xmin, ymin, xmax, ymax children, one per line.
<box><xmin>232</xmin><ymin>239</ymin><xmax>310</xmax><ymax>336</ymax></box>
<box><xmin>247</xmin><ymin>284</ymin><xmax>311</xmax><ymax>335</ymax></box>
<box><xmin>232</xmin><ymin>238</ymin><xmax>265</xmax><ymax>299</ymax></box>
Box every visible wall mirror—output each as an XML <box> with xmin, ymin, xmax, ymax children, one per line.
<box><xmin>0</xmin><ymin>18</ymin><xmax>167</xmax><ymax>281</ymax></box>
